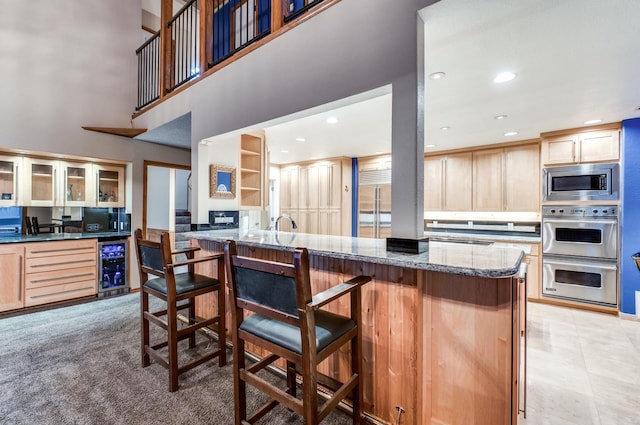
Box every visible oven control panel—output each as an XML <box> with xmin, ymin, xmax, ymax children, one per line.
<box><xmin>542</xmin><ymin>205</ymin><xmax>617</xmax><ymax>218</ymax></box>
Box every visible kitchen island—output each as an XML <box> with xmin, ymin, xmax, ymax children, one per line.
<box><xmin>186</xmin><ymin>229</ymin><xmax>525</xmax><ymax>425</ymax></box>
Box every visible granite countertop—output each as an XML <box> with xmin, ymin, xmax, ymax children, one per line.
<box><xmin>185</xmin><ymin>229</ymin><xmax>525</xmax><ymax>278</ymax></box>
<box><xmin>0</xmin><ymin>231</ymin><xmax>131</xmax><ymax>244</ymax></box>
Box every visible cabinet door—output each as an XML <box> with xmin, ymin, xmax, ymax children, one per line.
<box><xmin>0</xmin><ymin>156</ymin><xmax>23</xmax><ymax>206</ymax></box>
<box><xmin>503</xmin><ymin>144</ymin><xmax>540</xmax><ymax>212</ymax></box>
<box><xmin>473</xmin><ymin>149</ymin><xmax>503</xmax><ymax>211</ymax></box>
<box><xmin>542</xmin><ymin>136</ymin><xmax>577</xmax><ymax>165</ymax></box>
<box><xmin>527</xmin><ymin>253</ymin><xmax>540</xmax><ymax>301</ymax></box>
<box><xmin>424</xmin><ymin>156</ymin><xmax>444</xmax><ymax>211</ymax></box>
<box><xmin>579</xmin><ymin>130</ymin><xmax>619</xmax><ymax>163</ymax></box>
<box><xmin>61</xmin><ymin>162</ymin><xmax>96</xmax><ymax>207</ymax></box>
<box><xmin>319</xmin><ymin>209</ymin><xmax>340</xmax><ymax>236</ymax></box>
<box><xmin>0</xmin><ymin>245</ymin><xmax>24</xmax><ymax>312</ymax></box>
<box><xmin>306</xmin><ymin>165</ymin><xmax>319</xmax><ymax>209</ymax></box>
<box><xmin>95</xmin><ymin>165</ymin><xmax>125</xmax><ymax>207</ymax></box>
<box><xmin>24</xmin><ymin>158</ymin><xmax>58</xmax><ymax>206</ymax></box>
<box><xmin>443</xmin><ymin>152</ymin><xmax>472</xmax><ymax>211</ymax></box>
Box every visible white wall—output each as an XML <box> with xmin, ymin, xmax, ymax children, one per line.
<box><xmin>147</xmin><ymin>165</ymin><xmax>172</xmax><ymax>229</ymax></box>
<box><xmin>175</xmin><ymin>169</ymin><xmax>190</xmax><ymax>211</ymax></box>
<box><xmin>1</xmin><ymin>0</ymin><xmax>191</xmax><ymax>288</ymax></box>
<box><xmin>134</xmin><ymin>0</ymin><xmax>437</xmax><ymax>238</ymax></box>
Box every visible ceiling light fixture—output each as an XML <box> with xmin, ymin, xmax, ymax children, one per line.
<box><xmin>440</xmin><ymin>126</ymin><xmax>450</xmax><ymax>131</ymax></box>
<box><xmin>583</xmin><ymin>119</ymin><xmax>602</xmax><ymax>125</ymax></box>
<box><xmin>493</xmin><ymin>72</ymin><xmax>516</xmax><ymax>83</ymax></box>
<box><xmin>504</xmin><ymin>131</ymin><xmax>518</xmax><ymax>137</ymax></box>
<box><xmin>280</xmin><ymin>150</ymin><xmax>289</xmax><ymax>153</ymax></box>
<box><xmin>426</xmin><ymin>144</ymin><xmax>436</xmax><ymax>148</ymax></box>
<box><xmin>326</xmin><ymin>117</ymin><xmax>338</xmax><ymax>124</ymax></box>
<box><xmin>428</xmin><ymin>72</ymin><xmax>446</xmax><ymax>80</ymax></box>
<box><xmin>494</xmin><ymin>114</ymin><xmax>508</xmax><ymax>120</ymax></box>
<box><xmin>295</xmin><ymin>137</ymin><xmax>306</xmax><ymax>142</ymax></box>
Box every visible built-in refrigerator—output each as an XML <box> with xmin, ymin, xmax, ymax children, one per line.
<box><xmin>358</xmin><ymin>169</ymin><xmax>391</xmax><ymax>239</ymax></box>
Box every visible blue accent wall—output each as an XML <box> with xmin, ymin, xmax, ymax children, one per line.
<box><xmin>621</xmin><ymin>118</ymin><xmax>640</xmax><ymax>314</ymax></box>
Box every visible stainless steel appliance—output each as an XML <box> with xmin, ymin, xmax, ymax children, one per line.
<box><xmin>543</xmin><ymin>162</ymin><xmax>619</xmax><ymax>202</ymax></box>
<box><xmin>542</xmin><ymin>205</ymin><xmax>618</xmax><ymax>306</ymax></box>
<box><xmin>98</xmin><ymin>239</ymin><xmax>128</xmax><ymax>297</ymax></box>
<box><xmin>358</xmin><ymin>169</ymin><xmax>391</xmax><ymax>239</ymax></box>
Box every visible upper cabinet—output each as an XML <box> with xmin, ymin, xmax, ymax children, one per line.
<box><xmin>239</xmin><ymin>133</ymin><xmax>267</xmax><ymax>209</ymax></box>
<box><xmin>541</xmin><ymin>124</ymin><xmax>620</xmax><ymax>166</ymax></box>
<box><xmin>424</xmin><ymin>152</ymin><xmax>473</xmax><ymax>211</ymax></box>
<box><xmin>425</xmin><ymin>142</ymin><xmax>540</xmax><ymax>213</ymax></box>
<box><xmin>22</xmin><ymin>159</ymin><xmax>125</xmax><ymax>207</ymax></box>
<box><xmin>95</xmin><ymin>164</ymin><xmax>125</xmax><ymax>207</ymax></box>
<box><xmin>0</xmin><ymin>155</ymin><xmax>23</xmax><ymax>206</ymax></box>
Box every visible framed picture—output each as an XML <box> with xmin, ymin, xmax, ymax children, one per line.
<box><xmin>209</xmin><ymin>164</ymin><xmax>236</xmax><ymax>198</ymax></box>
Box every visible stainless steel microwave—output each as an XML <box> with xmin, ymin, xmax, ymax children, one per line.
<box><xmin>543</xmin><ymin>163</ymin><xmax>619</xmax><ymax>201</ymax></box>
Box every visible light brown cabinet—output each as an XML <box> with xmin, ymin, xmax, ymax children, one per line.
<box><xmin>0</xmin><ymin>245</ymin><xmax>24</xmax><ymax>312</ymax></box>
<box><xmin>280</xmin><ymin>159</ymin><xmax>351</xmax><ymax>236</ymax></box>
<box><xmin>95</xmin><ymin>164</ymin><xmax>125</xmax><ymax>207</ymax></box>
<box><xmin>0</xmin><ymin>155</ymin><xmax>23</xmax><ymax>206</ymax></box>
<box><xmin>541</xmin><ymin>126</ymin><xmax>620</xmax><ymax>165</ymax></box>
<box><xmin>505</xmin><ymin>242</ymin><xmax>540</xmax><ymax>301</ymax></box>
<box><xmin>472</xmin><ymin>143</ymin><xmax>540</xmax><ymax>212</ymax></box>
<box><xmin>24</xmin><ymin>239</ymin><xmax>97</xmax><ymax>307</ymax></box>
<box><xmin>424</xmin><ymin>152</ymin><xmax>472</xmax><ymax>211</ymax></box>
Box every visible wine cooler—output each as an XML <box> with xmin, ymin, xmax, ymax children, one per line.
<box><xmin>98</xmin><ymin>239</ymin><xmax>129</xmax><ymax>297</ymax></box>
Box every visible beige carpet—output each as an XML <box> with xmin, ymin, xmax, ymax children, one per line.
<box><xmin>0</xmin><ymin>293</ymin><xmax>356</xmax><ymax>425</ymax></box>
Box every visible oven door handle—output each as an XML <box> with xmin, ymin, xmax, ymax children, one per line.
<box><xmin>543</xmin><ymin>219</ymin><xmax>617</xmax><ymax>226</ymax></box>
<box><xmin>544</xmin><ymin>258</ymin><xmax>618</xmax><ymax>271</ymax></box>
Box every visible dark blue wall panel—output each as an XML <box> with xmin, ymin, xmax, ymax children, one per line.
<box><xmin>620</xmin><ymin>118</ymin><xmax>640</xmax><ymax>314</ymax></box>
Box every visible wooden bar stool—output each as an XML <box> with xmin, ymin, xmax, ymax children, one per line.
<box><xmin>224</xmin><ymin>240</ymin><xmax>371</xmax><ymax>424</ymax></box>
<box><xmin>134</xmin><ymin>228</ymin><xmax>226</xmax><ymax>392</ymax></box>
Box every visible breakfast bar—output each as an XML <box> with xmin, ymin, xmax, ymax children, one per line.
<box><xmin>186</xmin><ymin>230</ymin><xmax>526</xmax><ymax>425</ymax></box>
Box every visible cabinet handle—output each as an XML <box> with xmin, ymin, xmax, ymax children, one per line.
<box><xmin>18</xmin><ymin>255</ymin><xmax>23</xmax><ymax>302</ymax></box>
<box><xmin>54</xmin><ymin>168</ymin><xmax>57</xmax><ymax>203</ymax></box>
<box><xmin>30</xmin><ymin>259</ymin><xmax>93</xmax><ymax>269</ymax></box>
<box><xmin>29</xmin><ymin>272</ymin><xmax>94</xmax><ymax>284</ymax></box>
<box><xmin>15</xmin><ymin>164</ymin><xmax>19</xmax><ymax>202</ymax></box>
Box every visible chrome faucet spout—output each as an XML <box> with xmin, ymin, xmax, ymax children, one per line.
<box><xmin>275</xmin><ymin>214</ymin><xmax>297</xmax><ymax>232</ymax></box>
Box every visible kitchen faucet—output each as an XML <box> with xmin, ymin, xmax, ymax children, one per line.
<box><xmin>274</xmin><ymin>214</ymin><xmax>297</xmax><ymax>231</ymax></box>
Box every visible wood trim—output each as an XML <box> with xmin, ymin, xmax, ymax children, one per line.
<box><xmin>142</xmin><ymin>24</ymin><xmax>156</xmax><ymax>34</ymax></box>
<box><xmin>81</xmin><ymin>126</ymin><xmax>147</xmax><ymax>138</ymax></box>
<box><xmin>424</xmin><ymin>139</ymin><xmax>540</xmax><ymax>158</ymax></box>
<box><xmin>534</xmin><ymin>296</ymin><xmax>619</xmax><ymax>315</ymax></box>
<box><xmin>133</xmin><ymin>0</ymin><xmax>343</xmax><ymax>118</ymax></box>
<box><xmin>199</xmin><ymin>0</ymin><xmax>213</xmax><ymax>77</ymax></box>
<box><xmin>540</xmin><ymin>122</ymin><xmax>621</xmax><ymax>139</ymax></box>
<box><xmin>160</xmin><ymin>0</ymin><xmax>173</xmax><ymax>97</ymax></box>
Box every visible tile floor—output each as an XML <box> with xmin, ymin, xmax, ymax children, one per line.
<box><xmin>520</xmin><ymin>302</ymin><xmax>640</xmax><ymax>425</ymax></box>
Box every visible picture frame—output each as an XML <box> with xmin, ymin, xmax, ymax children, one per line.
<box><xmin>209</xmin><ymin>164</ymin><xmax>236</xmax><ymax>199</ymax></box>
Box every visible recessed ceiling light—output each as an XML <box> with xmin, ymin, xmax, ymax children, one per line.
<box><xmin>494</xmin><ymin>114</ymin><xmax>508</xmax><ymax>120</ymax></box>
<box><xmin>311</xmin><ymin>156</ymin><xmax>319</xmax><ymax>160</ymax></box>
<box><xmin>295</xmin><ymin>137</ymin><xmax>306</xmax><ymax>142</ymax></box>
<box><xmin>428</xmin><ymin>72</ymin><xmax>446</xmax><ymax>80</ymax></box>
<box><xmin>426</xmin><ymin>144</ymin><xmax>436</xmax><ymax>148</ymax></box>
<box><xmin>280</xmin><ymin>150</ymin><xmax>289</xmax><ymax>153</ymax></box>
<box><xmin>199</xmin><ymin>140</ymin><xmax>208</xmax><ymax>145</ymax></box>
<box><xmin>584</xmin><ymin>119</ymin><xmax>602</xmax><ymax>125</ymax></box>
<box><xmin>440</xmin><ymin>126</ymin><xmax>450</xmax><ymax>131</ymax></box>
<box><xmin>504</xmin><ymin>131</ymin><xmax>518</xmax><ymax>137</ymax></box>
<box><xmin>326</xmin><ymin>117</ymin><xmax>338</xmax><ymax>124</ymax></box>
<box><xmin>493</xmin><ymin>72</ymin><xmax>516</xmax><ymax>83</ymax></box>
<box><xmin>375</xmin><ymin>151</ymin><xmax>384</xmax><ymax>154</ymax></box>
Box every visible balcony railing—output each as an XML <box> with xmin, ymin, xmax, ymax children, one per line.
<box><xmin>136</xmin><ymin>0</ymin><xmax>330</xmax><ymax>111</ymax></box>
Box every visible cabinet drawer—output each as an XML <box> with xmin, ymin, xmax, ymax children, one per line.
<box><xmin>25</xmin><ymin>279</ymin><xmax>96</xmax><ymax>307</ymax></box>
<box><xmin>25</xmin><ymin>266</ymin><xmax>96</xmax><ymax>290</ymax></box>
<box><xmin>26</xmin><ymin>252</ymin><xmax>96</xmax><ymax>273</ymax></box>
<box><xmin>25</xmin><ymin>240</ymin><xmax>96</xmax><ymax>258</ymax></box>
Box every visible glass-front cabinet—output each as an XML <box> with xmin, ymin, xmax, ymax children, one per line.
<box><xmin>61</xmin><ymin>162</ymin><xmax>95</xmax><ymax>207</ymax></box>
<box><xmin>96</xmin><ymin>165</ymin><xmax>125</xmax><ymax>207</ymax></box>
<box><xmin>0</xmin><ymin>155</ymin><xmax>22</xmax><ymax>206</ymax></box>
<box><xmin>25</xmin><ymin>158</ymin><xmax>57</xmax><ymax>207</ymax></box>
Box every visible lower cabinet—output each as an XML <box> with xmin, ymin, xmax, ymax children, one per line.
<box><xmin>0</xmin><ymin>245</ymin><xmax>25</xmax><ymax>312</ymax></box>
<box><xmin>506</xmin><ymin>242</ymin><xmax>541</xmax><ymax>301</ymax></box>
<box><xmin>24</xmin><ymin>239</ymin><xmax>97</xmax><ymax>307</ymax></box>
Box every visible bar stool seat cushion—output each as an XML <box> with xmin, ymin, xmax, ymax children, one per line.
<box><xmin>145</xmin><ymin>273</ymin><xmax>220</xmax><ymax>296</ymax></box>
<box><xmin>240</xmin><ymin>310</ymin><xmax>356</xmax><ymax>354</ymax></box>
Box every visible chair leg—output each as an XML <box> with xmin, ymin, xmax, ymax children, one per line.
<box><xmin>188</xmin><ymin>297</ymin><xmax>196</xmax><ymax>349</ymax></box>
<box><xmin>302</xmin><ymin>361</ymin><xmax>319</xmax><ymax>425</ymax></box>
<box><xmin>351</xmin><ymin>334</ymin><xmax>363</xmax><ymax>425</ymax></box>
<box><xmin>286</xmin><ymin>360</ymin><xmax>297</xmax><ymax>398</ymax></box>
<box><xmin>218</xmin><ymin>288</ymin><xmax>227</xmax><ymax>366</ymax></box>
<box><xmin>140</xmin><ymin>291</ymin><xmax>150</xmax><ymax>368</ymax></box>
<box><xmin>233</xmin><ymin>338</ymin><xmax>247</xmax><ymax>425</ymax></box>
<box><xmin>167</xmin><ymin>300</ymin><xmax>179</xmax><ymax>392</ymax></box>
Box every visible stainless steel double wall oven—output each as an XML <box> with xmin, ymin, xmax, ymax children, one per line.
<box><xmin>541</xmin><ymin>162</ymin><xmax>620</xmax><ymax>306</ymax></box>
